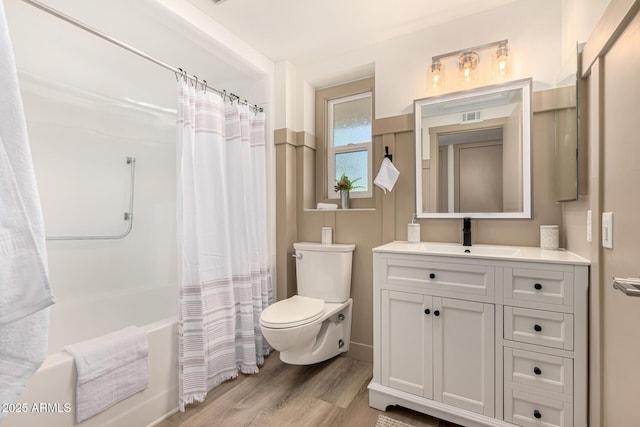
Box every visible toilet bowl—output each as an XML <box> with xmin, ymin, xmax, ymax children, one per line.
<box><xmin>259</xmin><ymin>242</ymin><xmax>355</xmax><ymax>365</ymax></box>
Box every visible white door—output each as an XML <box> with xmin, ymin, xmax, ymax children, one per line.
<box><xmin>381</xmin><ymin>290</ymin><xmax>432</xmax><ymax>398</ymax></box>
<box><xmin>433</xmin><ymin>297</ymin><xmax>495</xmax><ymax>416</ymax></box>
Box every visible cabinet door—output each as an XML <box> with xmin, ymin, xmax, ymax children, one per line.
<box><xmin>433</xmin><ymin>297</ymin><xmax>494</xmax><ymax>416</ymax></box>
<box><xmin>381</xmin><ymin>290</ymin><xmax>432</xmax><ymax>398</ymax></box>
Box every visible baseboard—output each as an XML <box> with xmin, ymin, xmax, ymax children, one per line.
<box><xmin>147</xmin><ymin>407</ymin><xmax>179</xmax><ymax>427</ymax></box>
<box><xmin>345</xmin><ymin>341</ymin><xmax>373</xmax><ymax>363</ymax></box>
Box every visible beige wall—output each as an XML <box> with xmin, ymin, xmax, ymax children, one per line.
<box><xmin>275</xmin><ymin>89</ymin><xmax>572</xmax><ymax>362</ymax></box>
<box><xmin>562</xmin><ymin>2</ymin><xmax>640</xmax><ymax>425</ymax></box>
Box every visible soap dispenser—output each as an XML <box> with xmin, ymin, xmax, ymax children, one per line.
<box><xmin>408</xmin><ymin>214</ymin><xmax>420</xmax><ymax>243</ymax></box>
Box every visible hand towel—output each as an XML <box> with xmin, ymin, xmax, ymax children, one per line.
<box><xmin>65</xmin><ymin>326</ymin><xmax>149</xmax><ymax>422</ymax></box>
<box><xmin>0</xmin><ymin>1</ymin><xmax>55</xmax><ymax>419</ymax></box>
<box><xmin>317</xmin><ymin>203</ymin><xmax>338</xmax><ymax>210</ymax></box>
<box><xmin>374</xmin><ymin>157</ymin><xmax>400</xmax><ymax>193</ymax></box>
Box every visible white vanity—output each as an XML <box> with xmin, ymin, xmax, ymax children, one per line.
<box><xmin>369</xmin><ymin>241</ymin><xmax>589</xmax><ymax>427</ymax></box>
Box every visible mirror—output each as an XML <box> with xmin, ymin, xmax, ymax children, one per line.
<box><xmin>414</xmin><ymin>78</ymin><xmax>532</xmax><ymax>219</ymax></box>
<box><xmin>554</xmin><ymin>43</ymin><xmax>580</xmax><ymax>202</ymax></box>
<box><xmin>554</xmin><ymin>81</ymin><xmax>578</xmax><ymax>201</ymax></box>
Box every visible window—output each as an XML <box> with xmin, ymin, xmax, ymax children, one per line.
<box><xmin>327</xmin><ymin>92</ymin><xmax>373</xmax><ymax>198</ymax></box>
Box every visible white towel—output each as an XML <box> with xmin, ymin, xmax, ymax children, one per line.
<box><xmin>65</xmin><ymin>326</ymin><xmax>149</xmax><ymax>422</ymax></box>
<box><xmin>374</xmin><ymin>157</ymin><xmax>400</xmax><ymax>193</ymax></box>
<box><xmin>317</xmin><ymin>203</ymin><xmax>338</xmax><ymax>210</ymax></box>
<box><xmin>0</xmin><ymin>1</ymin><xmax>54</xmax><ymax>419</ymax></box>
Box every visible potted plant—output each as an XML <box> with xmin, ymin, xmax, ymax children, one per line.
<box><xmin>334</xmin><ymin>173</ymin><xmax>363</xmax><ymax>209</ymax></box>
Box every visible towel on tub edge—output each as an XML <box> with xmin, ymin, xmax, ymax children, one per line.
<box><xmin>65</xmin><ymin>326</ymin><xmax>149</xmax><ymax>422</ymax></box>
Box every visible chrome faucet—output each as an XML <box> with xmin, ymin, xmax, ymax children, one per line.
<box><xmin>463</xmin><ymin>217</ymin><xmax>472</xmax><ymax>247</ymax></box>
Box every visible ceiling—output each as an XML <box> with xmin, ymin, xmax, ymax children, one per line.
<box><xmin>189</xmin><ymin>0</ymin><xmax>520</xmax><ymax>67</ymax></box>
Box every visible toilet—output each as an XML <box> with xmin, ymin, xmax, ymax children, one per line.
<box><xmin>259</xmin><ymin>242</ymin><xmax>355</xmax><ymax>365</ymax></box>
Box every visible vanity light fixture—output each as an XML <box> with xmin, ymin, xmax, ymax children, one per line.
<box><xmin>429</xmin><ymin>39</ymin><xmax>510</xmax><ymax>91</ymax></box>
<box><xmin>457</xmin><ymin>51</ymin><xmax>479</xmax><ymax>86</ymax></box>
<box><xmin>430</xmin><ymin>59</ymin><xmax>444</xmax><ymax>89</ymax></box>
<box><xmin>493</xmin><ymin>41</ymin><xmax>510</xmax><ymax>78</ymax></box>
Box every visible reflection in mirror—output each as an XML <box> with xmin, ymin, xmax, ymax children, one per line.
<box><xmin>554</xmin><ymin>43</ymin><xmax>580</xmax><ymax>202</ymax></box>
<box><xmin>554</xmin><ymin>86</ymin><xmax>577</xmax><ymax>201</ymax></box>
<box><xmin>415</xmin><ymin>79</ymin><xmax>532</xmax><ymax>218</ymax></box>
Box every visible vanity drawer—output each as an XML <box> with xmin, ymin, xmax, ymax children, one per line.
<box><xmin>382</xmin><ymin>257</ymin><xmax>494</xmax><ymax>296</ymax></box>
<box><xmin>504</xmin><ymin>267</ymin><xmax>574</xmax><ymax>307</ymax></box>
<box><xmin>504</xmin><ymin>307</ymin><xmax>574</xmax><ymax>350</ymax></box>
<box><xmin>504</xmin><ymin>347</ymin><xmax>573</xmax><ymax>395</ymax></box>
<box><xmin>505</xmin><ymin>387</ymin><xmax>573</xmax><ymax>427</ymax></box>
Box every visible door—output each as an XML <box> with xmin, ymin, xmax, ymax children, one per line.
<box><xmin>457</xmin><ymin>141</ymin><xmax>503</xmax><ymax>213</ymax></box>
<box><xmin>598</xmin><ymin>9</ymin><xmax>640</xmax><ymax>426</ymax></box>
<box><xmin>433</xmin><ymin>297</ymin><xmax>495</xmax><ymax>416</ymax></box>
<box><xmin>381</xmin><ymin>290</ymin><xmax>432</xmax><ymax>398</ymax></box>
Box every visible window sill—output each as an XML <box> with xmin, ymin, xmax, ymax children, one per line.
<box><xmin>304</xmin><ymin>208</ymin><xmax>376</xmax><ymax>212</ymax></box>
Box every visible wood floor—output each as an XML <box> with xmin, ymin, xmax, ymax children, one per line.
<box><xmin>156</xmin><ymin>352</ymin><xmax>460</xmax><ymax>427</ymax></box>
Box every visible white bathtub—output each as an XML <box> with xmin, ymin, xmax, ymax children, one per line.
<box><xmin>2</xmin><ymin>317</ymin><xmax>179</xmax><ymax>427</ymax></box>
<box><xmin>0</xmin><ymin>56</ymin><xmax>181</xmax><ymax>427</ymax></box>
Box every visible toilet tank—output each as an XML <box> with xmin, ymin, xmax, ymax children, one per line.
<box><xmin>293</xmin><ymin>242</ymin><xmax>355</xmax><ymax>303</ymax></box>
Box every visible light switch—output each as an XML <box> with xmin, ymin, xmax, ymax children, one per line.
<box><xmin>602</xmin><ymin>212</ymin><xmax>613</xmax><ymax>249</ymax></box>
<box><xmin>587</xmin><ymin>210</ymin><xmax>592</xmax><ymax>242</ymax></box>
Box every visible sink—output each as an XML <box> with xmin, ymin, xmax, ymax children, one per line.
<box><xmin>419</xmin><ymin>243</ymin><xmax>522</xmax><ymax>257</ymax></box>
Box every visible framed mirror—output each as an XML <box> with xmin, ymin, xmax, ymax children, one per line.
<box><xmin>414</xmin><ymin>78</ymin><xmax>532</xmax><ymax>219</ymax></box>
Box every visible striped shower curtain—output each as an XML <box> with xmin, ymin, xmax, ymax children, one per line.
<box><xmin>176</xmin><ymin>80</ymin><xmax>272</xmax><ymax>410</ymax></box>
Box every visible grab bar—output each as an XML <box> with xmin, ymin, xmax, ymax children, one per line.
<box><xmin>45</xmin><ymin>156</ymin><xmax>136</xmax><ymax>241</ymax></box>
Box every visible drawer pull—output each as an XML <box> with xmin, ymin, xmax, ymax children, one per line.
<box><xmin>534</xmin><ymin>324</ymin><xmax>542</xmax><ymax>332</ymax></box>
<box><xmin>424</xmin><ymin>309</ymin><xmax>431</xmax><ymax>315</ymax></box>
<box><xmin>534</xmin><ymin>283</ymin><xmax>543</xmax><ymax>290</ymax></box>
<box><xmin>429</xmin><ymin>273</ymin><xmax>436</xmax><ymax>279</ymax></box>
<box><xmin>434</xmin><ymin>310</ymin><xmax>440</xmax><ymax>316</ymax></box>
<box><xmin>533</xmin><ymin>367</ymin><xmax>542</xmax><ymax>375</ymax></box>
<box><xmin>533</xmin><ymin>409</ymin><xmax>542</xmax><ymax>419</ymax></box>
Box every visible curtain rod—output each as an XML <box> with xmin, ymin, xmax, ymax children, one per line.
<box><xmin>19</xmin><ymin>0</ymin><xmax>264</xmax><ymax>113</ymax></box>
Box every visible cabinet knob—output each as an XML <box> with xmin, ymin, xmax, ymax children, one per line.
<box><xmin>429</xmin><ymin>273</ymin><xmax>436</xmax><ymax>279</ymax></box>
<box><xmin>534</xmin><ymin>283</ymin><xmax>543</xmax><ymax>290</ymax></box>
<box><xmin>533</xmin><ymin>410</ymin><xmax>542</xmax><ymax>419</ymax></box>
<box><xmin>533</xmin><ymin>367</ymin><xmax>542</xmax><ymax>375</ymax></box>
<box><xmin>434</xmin><ymin>310</ymin><xmax>440</xmax><ymax>316</ymax></box>
<box><xmin>424</xmin><ymin>309</ymin><xmax>430</xmax><ymax>315</ymax></box>
<box><xmin>534</xmin><ymin>324</ymin><xmax>542</xmax><ymax>332</ymax></box>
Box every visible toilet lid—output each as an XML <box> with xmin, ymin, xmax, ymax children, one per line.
<box><xmin>260</xmin><ymin>295</ymin><xmax>325</xmax><ymax>329</ymax></box>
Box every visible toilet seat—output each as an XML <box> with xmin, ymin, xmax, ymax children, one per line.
<box><xmin>260</xmin><ymin>295</ymin><xmax>325</xmax><ymax>329</ymax></box>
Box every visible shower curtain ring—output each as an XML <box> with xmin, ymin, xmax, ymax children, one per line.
<box><xmin>175</xmin><ymin>67</ymin><xmax>182</xmax><ymax>82</ymax></box>
<box><xmin>202</xmin><ymin>80</ymin><xmax>207</xmax><ymax>94</ymax></box>
<box><xmin>193</xmin><ymin>75</ymin><xmax>198</xmax><ymax>88</ymax></box>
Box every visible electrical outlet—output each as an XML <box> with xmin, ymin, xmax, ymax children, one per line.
<box><xmin>587</xmin><ymin>210</ymin><xmax>592</xmax><ymax>242</ymax></box>
<box><xmin>602</xmin><ymin>212</ymin><xmax>614</xmax><ymax>249</ymax></box>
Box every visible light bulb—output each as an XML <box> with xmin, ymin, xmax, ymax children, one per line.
<box><xmin>457</xmin><ymin>52</ymin><xmax>478</xmax><ymax>86</ymax></box>
<box><xmin>494</xmin><ymin>42</ymin><xmax>510</xmax><ymax>79</ymax></box>
<box><xmin>499</xmin><ymin>59</ymin><xmax>507</xmax><ymax>74</ymax></box>
<box><xmin>430</xmin><ymin>59</ymin><xmax>443</xmax><ymax>90</ymax></box>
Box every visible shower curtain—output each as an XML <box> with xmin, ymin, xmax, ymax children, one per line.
<box><xmin>177</xmin><ymin>81</ymin><xmax>272</xmax><ymax>410</ymax></box>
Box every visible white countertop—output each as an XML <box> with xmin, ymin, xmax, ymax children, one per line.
<box><xmin>373</xmin><ymin>241</ymin><xmax>590</xmax><ymax>266</ymax></box>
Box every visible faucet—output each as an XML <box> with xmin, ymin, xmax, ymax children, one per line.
<box><xmin>463</xmin><ymin>217</ymin><xmax>472</xmax><ymax>247</ymax></box>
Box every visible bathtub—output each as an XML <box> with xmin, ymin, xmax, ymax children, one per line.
<box><xmin>2</xmin><ymin>317</ymin><xmax>179</xmax><ymax>427</ymax></box>
<box><xmin>0</xmin><ymin>60</ymin><xmax>180</xmax><ymax>426</ymax></box>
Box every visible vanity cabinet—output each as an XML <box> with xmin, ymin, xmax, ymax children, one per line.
<box><xmin>369</xmin><ymin>242</ymin><xmax>589</xmax><ymax>427</ymax></box>
<box><xmin>381</xmin><ymin>291</ymin><xmax>494</xmax><ymax>416</ymax></box>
